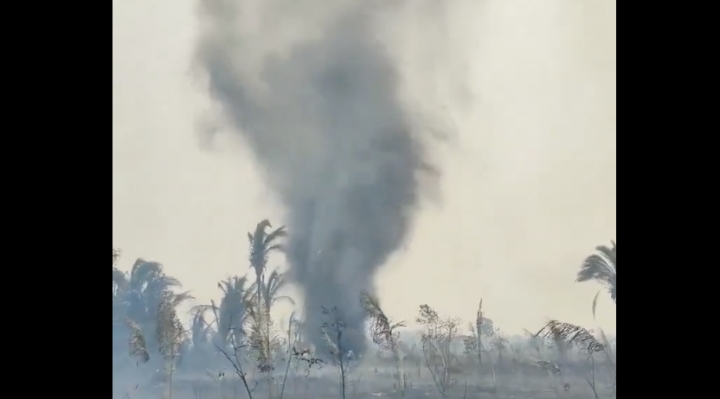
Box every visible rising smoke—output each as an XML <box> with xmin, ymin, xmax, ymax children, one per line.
<box><xmin>195</xmin><ymin>0</ymin><xmax>440</xmax><ymax>356</ymax></box>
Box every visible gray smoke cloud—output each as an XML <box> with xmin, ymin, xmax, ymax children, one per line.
<box><xmin>195</xmin><ymin>0</ymin><xmax>439</xmax><ymax>355</ymax></box>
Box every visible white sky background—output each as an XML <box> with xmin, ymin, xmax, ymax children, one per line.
<box><xmin>113</xmin><ymin>0</ymin><xmax>616</xmax><ymax>335</ymax></box>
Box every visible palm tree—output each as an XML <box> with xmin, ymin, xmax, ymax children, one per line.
<box><xmin>113</xmin><ymin>258</ymin><xmax>192</xmax><ymax>359</ymax></box>
<box><xmin>360</xmin><ymin>291</ymin><xmax>406</xmax><ymax>395</ymax></box>
<box><xmin>112</xmin><ymin>252</ymin><xmax>129</xmax><ymax>316</ymax></box>
<box><xmin>112</xmin><ymin>249</ymin><xmax>128</xmax><ymax>304</ymax></box>
<box><xmin>190</xmin><ymin>308</ymin><xmax>212</xmax><ymax>348</ymax></box>
<box><xmin>113</xmin><ymin>268</ymin><xmax>131</xmax><ymax>356</ymax></box>
<box><xmin>249</xmin><ymin>269</ymin><xmax>296</xmax><ymax>315</ymax></box>
<box><xmin>113</xmin><ymin>249</ymin><xmax>130</xmax><ymax>359</ymax></box>
<box><xmin>215</xmin><ymin>276</ymin><xmax>253</xmax><ymax>347</ymax></box>
<box><xmin>247</xmin><ymin>219</ymin><xmax>287</xmax><ymax>309</ymax></box>
<box><xmin>122</xmin><ymin>259</ymin><xmax>193</xmax><ymax>324</ymax></box>
<box><xmin>577</xmin><ymin>241</ymin><xmax>616</xmax><ymax>303</ymax></box>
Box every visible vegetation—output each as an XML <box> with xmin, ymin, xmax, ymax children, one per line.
<box><xmin>360</xmin><ymin>290</ymin><xmax>406</xmax><ymax>396</ymax></box>
<box><xmin>113</xmin><ymin>221</ymin><xmax>616</xmax><ymax>399</ymax></box>
<box><xmin>577</xmin><ymin>241</ymin><xmax>616</xmax><ymax>318</ymax></box>
<box><xmin>416</xmin><ymin>304</ymin><xmax>462</xmax><ymax>398</ymax></box>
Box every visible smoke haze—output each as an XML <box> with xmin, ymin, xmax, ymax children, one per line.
<box><xmin>113</xmin><ymin>0</ymin><xmax>616</xmax><ymax>350</ymax></box>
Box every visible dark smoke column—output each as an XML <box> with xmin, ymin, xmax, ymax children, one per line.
<box><xmin>196</xmin><ymin>2</ymin><xmax>435</xmax><ymax>357</ymax></box>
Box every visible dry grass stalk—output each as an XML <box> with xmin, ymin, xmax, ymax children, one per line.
<box><xmin>475</xmin><ymin>300</ymin><xmax>483</xmax><ymax>364</ymax></box>
<box><xmin>156</xmin><ymin>295</ymin><xmax>187</xmax><ymax>358</ymax></box>
<box><xmin>156</xmin><ymin>294</ymin><xmax>187</xmax><ymax>399</ymax></box>
<box><xmin>126</xmin><ymin>318</ymin><xmax>150</xmax><ymax>364</ymax></box>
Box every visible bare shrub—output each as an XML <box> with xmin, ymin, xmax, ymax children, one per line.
<box><xmin>416</xmin><ymin>304</ymin><xmax>461</xmax><ymax>398</ymax></box>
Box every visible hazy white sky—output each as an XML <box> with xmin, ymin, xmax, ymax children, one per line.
<box><xmin>113</xmin><ymin>0</ymin><xmax>615</xmax><ymax>335</ymax></box>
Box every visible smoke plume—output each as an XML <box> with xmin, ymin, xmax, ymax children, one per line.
<box><xmin>195</xmin><ymin>0</ymin><xmax>439</xmax><ymax>355</ymax></box>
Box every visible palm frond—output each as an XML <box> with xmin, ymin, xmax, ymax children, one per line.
<box><xmin>169</xmin><ymin>291</ymin><xmax>194</xmax><ymax>308</ymax></box>
<box><xmin>597</xmin><ymin>242</ymin><xmax>616</xmax><ymax>266</ymax></box>
<box><xmin>247</xmin><ymin>220</ymin><xmax>287</xmax><ymax>279</ymax></box>
<box><xmin>264</xmin><ymin>226</ymin><xmax>288</xmax><ymax>244</ymax></box>
<box><xmin>263</xmin><ymin>270</ymin><xmax>295</xmax><ymax>308</ymax></box>
<box><xmin>535</xmin><ymin>320</ymin><xmax>604</xmax><ymax>354</ymax></box>
<box><xmin>577</xmin><ymin>255</ymin><xmax>615</xmax><ymax>283</ymax></box>
<box><xmin>130</xmin><ymin>259</ymin><xmax>164</xmax><ymax>287</ymax></box>
<box><xmin>190</xmin><ymin>303</ymin><xmax>216</xmax><ymax>315</ymax></box>
<box><xmin>320</xmin><ymin>326</ymin><xmax>340</xmax><ymax>357</ymax></box>
<box><xmin>191</xmin><ymin>309</ymin><xmax>212</xmax><ymax>346</ymax></box>
<box><xmin>577</xmin><ymin>241</ymin><xmax>616</xmax><ymax>302</ymax></box>
<box><xmin>153</xmin><ymin>275</ymin><xmax>182</xmax><ymax>292</ymax></box>
<box><xmin>360</xmin><ymin>290</ymin><xmax>405</xmax><ymax>351</ymax></box>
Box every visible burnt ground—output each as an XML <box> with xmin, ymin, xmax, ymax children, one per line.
<box><xmin>115</xmin><ymin>362</ymin><xmax>615</xmax><ymax>399</ymax></box>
